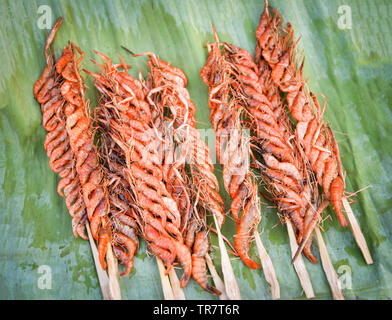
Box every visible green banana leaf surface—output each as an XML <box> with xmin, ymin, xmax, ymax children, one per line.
<box><xmin>0</xmin><ymin>0</ymin><xmax>391</xmax><ymax>300</ymax></box>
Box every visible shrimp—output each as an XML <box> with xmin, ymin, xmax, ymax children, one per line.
<box><xmin>173</xmin><ymin>240</ymin><xmax>192</xmax><ymax>288</ymax></box>
<box><xmin>191</xmin><ymin>231</ymin><xmax>221</xmax><ymax>295</ymax></box>
<box><xmin>113</xmin><ymin>245</ymin><xmax>133</xmax><ymax>276</ymax></box>
<box><xmin>234</xmin><ymin>193</ymin><xmax>261</xmax><ymax>270</ymax></box>
<box><xmin>331</xmin><ymin>177</ymin><xmax>347</xmax><ymax>227</ymax></box>
<box><xmin>113</xmin><ymin>232</ymin><xmax>137</xmax><ymax>276</ymax></box>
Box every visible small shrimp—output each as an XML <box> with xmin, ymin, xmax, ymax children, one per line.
<box><xmin>302</xmin><ymin>207</ymin><xmax>318</xmax><ymax>264</ymax></box>
<box><xmin>289</xmin><ymin>209</ymin><xmax>304</xmax><ymax>243</ymax></box>
<box><xmin>330</xmin><ymin>176</ymin><xmax>347</xmax><ymax>227</ymax></box>
<box><xmin>230</xmin><ymin>182</ymin><xmax>249</xmax><ymax>225</ymax></box>
<box><xmin>114</xmin><ymin>232</ymin><xmax>137</xmax><ymax>276</ymax></box>
<box><xmin>303</xmin><ymin>233</ymin><xmax>318</xmax><ymax>264</ymax></box>
<box><xmin>263</xmin><ymin>154</ymin><xmax>301</xmax><ymax>182</ymax></box>
<box><xmin>114</xmin><ymin>222</ymin><xmax>139</xmax><ymax>250</ymax></box>
<box><xmin>292</xmin><ymin>200</ymin><xmax>330</xmax><ymax>263</ymax></box>
<box><xmin>74</xmin><ymin>215</ymin><xmax>88</xmax><ymax>240</ymax></box>
<box><xmin>234</xmin><ymin>197</ymin><xmax>261</xmax><ymax>270</ymax></box>
<box><xmin>144</xmin><ymin>224</ymin><xmax>176</xmax><ymax>266</ymax></box>
<box><xmin>113</xmin><ymin>245</ymin><xmax>133</xmax><ymax>276</ymax></box>
<box><xmin>229</xmin><ymin>174</ymin><xmax>246</xmax><ymax>199</ymax></box>
<box><xmin>185</xmin><ymin>218</ymin><xmax>198</xmax><ymax>249</ymax></box>
<box><xmin>290</xmin><ymin>86</ymin><xmax>313</xmax><ymax>122</ymax></box>
<box><xmin>34</xmin><ymin>65</ymin><xmax>53</xmax><ymax>99</ymax></box>
<box><xmin>323</xmin><ymin>157</ymin><xmax>338</xmax><ymax>198</ymax></box>
<box><xmin>173</xmin><ymin>240</ymin><xmax>192</xmax><ymax>288</ymax></box>
<box><xmin>192</xmin><ymin>231</ymin><xmax>221</xmax><ymax>295</ymax></box>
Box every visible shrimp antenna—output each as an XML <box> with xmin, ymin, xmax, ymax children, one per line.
<box><xmin>121</xmin><ymin>46</ymin><xmax>135</xmax><ymax>56</ymax></box>
<box><xmin>44</xmin><ymin>17</ymin><xmax>63</xmax><ymax>62</ymax></box>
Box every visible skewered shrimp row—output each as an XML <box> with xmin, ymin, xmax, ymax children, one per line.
<box><xmin>222</xmin><ymin>40</ymin><xmax>322</xmax><ymax>263</ymax></box>
<box><xmin>142</xmin><ymin>52</ymin><xmax>222</xmax><ymax>294</ymax></box>
<box><xmin>201</xmin><ymin>31</ymin><xmax>278</xmax><ymax>268</ymax></box>
<box><xmin>33</xmin><ymin>18</ymin><xmax>89</xmax><ymax>241</ymax></box>
<box><xmin>255</xmin><ymin>1</ymin><xmax>346</xmax><ymax>229</ymax></box>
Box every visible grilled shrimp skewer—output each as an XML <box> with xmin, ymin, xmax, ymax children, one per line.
<box><xmin>137</xmin><ymin>51</ymin><xmax>229</xmax><ymax>297</ymax></box>
<box><xmin>201</xmin><ymin>28</ymin><xmax>279</xmax><ymax>299</ymax></box>
<box><xmin>254</xmin><ymin>0</ymin><xmax>372</xmax><ymax>265</ymax></box>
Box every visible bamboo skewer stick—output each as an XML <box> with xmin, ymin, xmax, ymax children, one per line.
<box><xmin>254</xmin><ymin>229</ymin><xmax>280</xmax><ymax>299</ymax></box>
<box><xmin>212</xmin><ymin>214</ymin><xmax>241</xmax><ymax>300</ymax></box>
<box><xmin>205</xmin><ymin>253</ymin><xmax>228</xmax><ymax>300</ymax></box>
<box><xmin>101</xmin><ymin>217</ymin><xmax>121</xmax><ymax>300</ymax></box>
<box><xmin>286</xmin><ymin>219</ymin><xmax>315</xmax><ymax>299</ymax></box>
<box><xmin>342</xmin><ymin>197</ymin><xmax>373</xmax><ymax>265</ymax></box>
<box><xmin>106</xmin><ymin>243</ymin><xmax>121</xmax><ymax>300</ymax></box>
<box><xmin>315</xmin><ymin>227</ymin><xmax>345</xmax><ymax>300</ymax></box>
<box><xmin>86</xmin><ymin>222</ymin><xmax>112</xmax><ymax>300</ymax></box>
<box><xmin>168</xmin><ymin>268</ymin><xmax>186</xmax><ymax>300</ymax></box>
<box><xmin>156</xmin><ymin>257</ymin><xmax>175</xmax><ymax>300</ymax></box>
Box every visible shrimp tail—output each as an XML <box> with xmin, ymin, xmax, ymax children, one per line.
<box><xmin>303</xmin><ymin>233</ymin><xmax>318</xmax><ymax>264</ymax></box>
<box><xmin>206</xmin><ymin>285</ymin><xmax>222</xmax><ymax>296</ymax></box>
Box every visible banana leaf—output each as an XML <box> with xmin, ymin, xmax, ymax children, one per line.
<box><xmin>0</xmin><ymin>0</ymin><xmax>391</xmax><ymax>300</ymax></box>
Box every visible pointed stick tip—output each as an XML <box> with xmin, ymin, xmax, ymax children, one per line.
<box><xmin>211</xmin><ymin>23</ymin><xmax>219</xmax><ymax>44</ymax></box>
<box><xmin>342</xmin><ymin>197</ymin><xmax>373</xmax><ymax>265</ymax></box>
